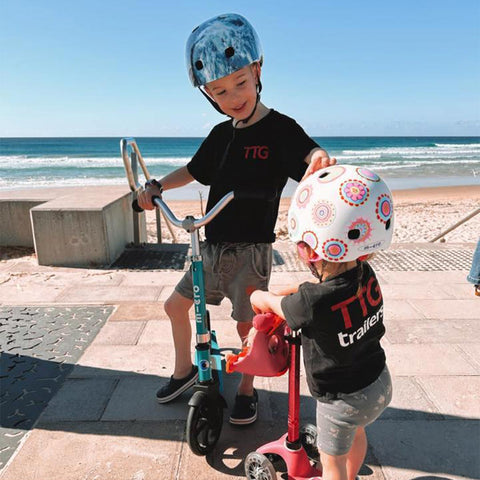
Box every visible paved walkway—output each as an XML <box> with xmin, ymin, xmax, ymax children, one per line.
<box><xmin>0</xmin><ymin>243</ymin><xmax>479</xmax><ymax>480</ymax></box>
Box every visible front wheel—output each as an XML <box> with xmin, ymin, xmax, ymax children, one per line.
<box><xmin>244</xmin><ymin>452</ymin><xmax>277</xmax><ymax>480</ymax></box>
<box><xmin>186</xmin><ymin>395</ymin><xmax>223</xmax><ymax>456</ymax></box>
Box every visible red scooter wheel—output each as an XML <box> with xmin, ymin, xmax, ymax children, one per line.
<box><xmin>244</xmin><ymin>452</ymin><xmax>276</xmax><ymax>480</ymax></box>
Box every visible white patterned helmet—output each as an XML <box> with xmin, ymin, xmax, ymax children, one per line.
<box><xmin>288</xmin><ymin>165</ymin><xmax>394</xmax><ymax>262</ymax></box>
<box><xmin>186</xmin><ymin>13</ymin><xmax>263</xmax><ymax>87</ymax></box>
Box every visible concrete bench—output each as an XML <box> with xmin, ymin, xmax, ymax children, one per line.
<box><xmin>0</xmin><ymin>186</ymin><xmax>146</xmax><ymax>267</ymax></box>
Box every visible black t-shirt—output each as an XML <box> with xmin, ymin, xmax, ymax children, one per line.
<box><xmin>187</xmin><ymin>110</ymin><xmax>319</xmax><ymax>243</ymax></box>
<box><xmin>281</xmin><ymin>263</ymin><xmax>386</xmax><ymax>399</ymax></box>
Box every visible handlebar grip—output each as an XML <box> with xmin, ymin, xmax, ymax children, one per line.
<box><xmin>132</xmin><ymin>199</ymin><xmax>144</xmax><ymax>213</ymax></box>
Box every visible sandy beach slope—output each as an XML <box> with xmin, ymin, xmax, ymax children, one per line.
<box><xmin>0</xmin><ymin>185</ymin><xmax>478</xmax><ymax>266</ymax></box>
<box><xmin>147</xmin><ymin>185</ymin><xmax>480</xmax><ymax>246</ymax></box>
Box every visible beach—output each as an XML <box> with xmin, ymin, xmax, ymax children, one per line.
<box><xmin>0</xmin><ymin>184</ymin><xmax>478</xmax><ymax>268</ymax></box>
<box><xmin>146</xmin><ymin>184</ymin><xmax>480</xmax><ymax>246</ymax></box>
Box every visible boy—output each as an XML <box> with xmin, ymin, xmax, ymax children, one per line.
<box><xmin>138</xmin><ymin>13</ymin><xmax>335</xmax><ymax>425</ymax></box>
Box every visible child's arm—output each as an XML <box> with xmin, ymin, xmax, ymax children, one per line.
<box><xmin>303</xmin><ymin>147</ymin><xmax>337</xmax><ymax>180</ymax></box>
<box><xmin>271</xmin><ymin>284</ymin><xmax>300</xmax><ymax>296</ymax></box>
<box><xmin>137</xmin><ymin>166</ymin><xmax>194</xmax><ymax>210</ymax></box>
<box><xmin>250</xmin><ymin>290</ymin><xmax>287</xmax><ymax>319</ymax></box>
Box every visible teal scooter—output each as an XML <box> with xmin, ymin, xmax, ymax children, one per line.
<box><xmin>121</xmin><ymin>138</ymin><xmax>233</xmax><ymax>455</ymax></box>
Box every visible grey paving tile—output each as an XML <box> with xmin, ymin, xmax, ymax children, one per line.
<box><xmin>384</xmin><ymin>299</ymin><xmax>425</xmax><ymax>320</ymax></box>
<box><xmin>382</xmin><ymin>376</ymin><xmax>440</xmax><ymax>419</ymax></box>
<box><xmin>0</xmin><ymin>285</ymin><xmax>64</xmax><ymax>303</ymax></box>
<box><xmin>56</xmin><ymin>285</ymin><xmax>162</xmax><ymax>304</ymax></box>
<box><xmin>380</xmin><ymin>270</ymin><xmax>469</xmax><ymax>284</ymax></box>
<box><xmin>409</xmin><ymin>299</ymin><xmax>480</xmax><ymax>319</ymax></box>
<box><xmin>458</xmin><ymin>344</ymin><xmax>480</xmax><ymax>371</ymax></box>
<box><xmin>92</xmin><ymin>320</ymin><xmax>145</xmax><ymax>345</ymax></box>
<box><xmin>368</xmin><ymin>420</ymin><xmax>479</xmax><ymax>480</ymax></box>
<box><xmin>417</xmin><ymin>375</ymin><xmax>480</xmax><ymax>418</ymax></box>
<box><xmin>0</xmin><ymin>421</ymin><xmax>184</xmax><ymax>480</ymax></box>
<box><xmin>39</xmin><ymin>378</ymin><xmax>118</xmax><ymax>422</ymax></box>
<box><xmin>382</xmin><ymin>283</ymin><xmax>451</xmax><ymax>300</ymax></box>
<box><xmin>385</xmin><ymin>344</ymin><xmax>478</xmax><ymax>376</ymax></box>
<box><xmin>384</xmin><ymin>318</ymin><xmax>480</xmax><ymax>344</ymax></box>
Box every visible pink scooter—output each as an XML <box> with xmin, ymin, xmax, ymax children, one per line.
<box><xmin>228</xmin><ymin>313</ymin><xmax>322</xmax><ymax>480</ymax></box>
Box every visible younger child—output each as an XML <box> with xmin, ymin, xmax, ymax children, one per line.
<box><xmin>137</xmin><ymin>13</ymin><xmax>335</xmax><ymax>425</ymax></box>
<box><xmin>250</xmin><ymin>164</ymin><xmax>394</xmax><ymax>479</ymax></box>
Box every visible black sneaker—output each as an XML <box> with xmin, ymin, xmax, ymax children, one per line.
<box><xmin>156</xmin><ymin>366</ymin><xmax>198</xmax><ymax>404</ymax></box>
<box><xmin>229</xmin><ymin>388</ymin><xmax>258</xmax><ymax>425</ymax></box>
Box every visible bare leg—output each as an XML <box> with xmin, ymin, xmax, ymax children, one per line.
<box><xmin>163</xmin><ymin>291</ymin><xmax>194</xmax><ymax>378</ymax></box>
<box><xmin>236</xmin><ymin>321</ymin><xmax>255</xmax><ymax>395</ymax></box>
<box><xmin>346</xmin><ymin>427</ymin><xmax>367</xmax><ymax>479</ymax></box>
<box><xmin>319</xmin><ymin>451</ymin><xmax>348</xmax><ymax>480</ymax></box>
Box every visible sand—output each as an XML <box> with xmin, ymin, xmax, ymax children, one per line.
<box><xmin>145</xmin><ymin>185</ymin><xmax>480</xmax><ymax>246</ymax></box>
<box><xmin>1</xmin><ymin>185</ymin><xmax>478</xmax><ymax>266</ymax></box>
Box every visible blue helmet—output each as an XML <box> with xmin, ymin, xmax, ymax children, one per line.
<box><xmin>186</xmin><ymin>13</ymin><xmax>263</xmax><ymax>87</ymax></box>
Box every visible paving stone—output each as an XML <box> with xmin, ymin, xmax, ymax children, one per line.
<box><xmin>0</xmin><ymin>285</ymin><xmax>64</xmax><ymax>304</ymax></box>
<box><xmin>368</xmin><ymin>420</ymin><xmax>479</xmax><ymax>480</ymax></box>
<box><xmin>417</xmin><ymin>375</ymin><xmax>480</xmax><ymax>418</ymax></box>
<box><xmin>458</xmin><ymin>343</ymin><xmax>480</xmax><ymax>371</ymax></box>
<box><xmin>108</xmin><ymin>302</ymin><xmax>167</xmax><ymax>321</ymax></box>
<box><xmin>381</xmin><ymin>376</ymin><xmax>439</xmax><ymax>419</ymax></box>
<box><xmin>384</xmin><ymin>318</ymin><xmax>480</xmax><ymax>344</ymax></box>
<box><xmin>39</xmin><ymin>378</ymin><xmax>118</xmax><ymax>422</ymax></box>
<box><xmin>119</xmin><ymin>270</ymin><xmax>184</xmax><ymax>286</ymax></box>
<box><xmin>73</xmin><ymin>345</ymin><xmax>178</xmax><ymax>376</ymax></box>
<box><xmin>56</xmin><ymin>285</ymin><xmax>162</xmax><ymax>304</ymax></box>
<box><xmin>383</xmin><ymin>299</ymin><xmax>425</xmax><ymax>320</ymax></box>
<box><xmin>92</xmin><ymin>321</ymin><xmax>145</xmax><ymax>345</ymax></box>
<box><xmin>381</xmin><ymin>283</ymin><xmax>451</xmax><ymax>300</ymax></box>
<box><xmin>0</xmin><ymin>421</ymin><xmax>184</xmax><ymax>480</ymax></box>
<box><xmin>410</xmin><ymin>299</ymin><xmax>480</xmax><ymax>319</ymax></box>
<box><xmin>385</xmin><ymin>344</ymin><xmax>478</xmax><ymax>376</ymax></box>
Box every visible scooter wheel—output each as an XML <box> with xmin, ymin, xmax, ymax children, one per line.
<box><xmin>186</xmin><ymin>396</ymin><xmax>223</xmax><ymax>456</ymax></box>
<box><xmin>244</xmin><ymin>452</ymin><xmax>276</xmax><ymax>480</ymax></box>
<box><xmin>300</xmin><ymin>423</ymin><xmax>319</xmax><ymax>462</ymax></box>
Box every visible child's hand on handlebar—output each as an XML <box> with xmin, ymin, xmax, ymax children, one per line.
<box><xmin>137</xmin><ymin>180</ymin><xmax>162</xmax><ymax>210</ymax></box>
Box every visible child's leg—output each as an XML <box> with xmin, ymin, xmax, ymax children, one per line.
<box><xmin>164</xmin><ymin>290</ymin><xmax>194</xmax><ymax>378</ymax></box>
<box><xmin>236</xmin><ymin>320</ymin><xmax>254</xmax><ymax>396</ymax></box>
<box><xmin>319</xmin><ymin>427</ymin><xmax>366</xmax><ymax>480</ymax></box>
<box><xmin>346</xmin><ymin>427</ymin><xmax>367</xmax><ymax>479</ymax></box>
<box><xmin>318</xmin><ymin>451</ymin><xmax>348</xmax><ymax>480</ymax></box>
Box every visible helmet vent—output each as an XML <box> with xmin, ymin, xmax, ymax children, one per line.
<box><xmin>195</xmin><ymin>60</ymin><xmax>204</xmax><ymax>70</ymax></box>
<box><xmin>225</xmin><ymin>47</ymin><xmax>235</xmax><ymax>58</ymax></box>
<box><xmin>348</xmin><ymin>229</ymin><xmax>361</xmax><ymax>240</ymax></box>
<box><xmin>319</xmin><ymin>172</ymin><xmax>330</xmax><ymax>179</ymax></box>
<box><xmin>385</xmin><ymin>219</ymin><xmax>391</xmax><ymax>230</ymax></box>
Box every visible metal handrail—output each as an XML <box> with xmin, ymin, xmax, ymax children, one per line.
<box><xmin>120</xmin><ymin>138</ymin><xmax>176</xmax><ymax>243</ymax></box>
<box><xmin>429</xmin><ymin>206</ymin><xmax>480</xmax><ymax>242</ymax></box>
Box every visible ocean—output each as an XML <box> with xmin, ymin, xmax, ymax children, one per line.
<box><xmin>1</xmin><ymin>137</ymin><xmax>479</xmax><ymax>199</ymax></box>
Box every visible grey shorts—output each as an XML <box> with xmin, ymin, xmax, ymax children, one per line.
<box><xmin>316</xmin><ymin>366</ymin><xmax>392</xmax><ymax>456</ymax></box>
<box><xmin>175</xmin><ymin>242</ymin><xmax>272</xmax><ymax>322</ymax></box>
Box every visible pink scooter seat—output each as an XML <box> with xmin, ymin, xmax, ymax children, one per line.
<box><xmin>226</xmin><ymin>313</ymin><xmax>290</xmax><ymax>377</ymax></box>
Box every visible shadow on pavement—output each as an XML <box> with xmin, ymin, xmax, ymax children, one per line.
<box><xmin>1</xmin><ymin>352</ymin><xmax>479</xmax><ymax>479</ymax></box>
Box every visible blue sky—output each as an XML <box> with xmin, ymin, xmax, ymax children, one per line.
<box><xmin>1</xmin><ymin>0</ymin><xmax>479</xmax><ymax>137</ymax></box>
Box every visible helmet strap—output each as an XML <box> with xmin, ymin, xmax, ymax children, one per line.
<box><xmin>198</xmin><ymin>66</ymin><xmax>263</xmax><ymax>123</ymax></box>
<box><xmin>238</xmin><ymin>79</ymin><xmax>262</xmax><ymax>125</ymax></box>
<box><xmin>199</xmin><ymin>87</ymin><xmax>226</xmax><ymax>115</ymax></box>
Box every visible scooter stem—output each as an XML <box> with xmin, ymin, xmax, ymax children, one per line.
<box><xmin>287</xmin><ymin>331</ymin><xmax>302</xmax><ymax>448</ymax></box>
